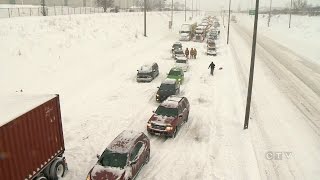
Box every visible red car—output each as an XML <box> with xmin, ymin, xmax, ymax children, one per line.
<box><xmin>87</xmin><ymin>130</ymin><xmax>150</xmax><ymax>180</ymax></box>
<box><xmin>147</xmin><ymin>96</ymin><xmax>190</xmax><ymax>138</ymax></box>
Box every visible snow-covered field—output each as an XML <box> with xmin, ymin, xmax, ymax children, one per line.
<box><xmin>235</xmin><ymin>13</ymin><xmax>320</xmax><ymax>64</ymax></box>
<box><xmin>1</xmin><ymin>11</ymin><xmax>320</xmax><ymax>180</ymax></box>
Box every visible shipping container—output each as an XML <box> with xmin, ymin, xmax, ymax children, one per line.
<box><xmin>0</xmin><ymin>94</ymin><xmax>68</xmax><ymax>180</ymax></box>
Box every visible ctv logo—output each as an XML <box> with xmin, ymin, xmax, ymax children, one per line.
<box><xmin>265</xmin><ymin>151</ymin><xmax>293</xmax><ymax>160</ymax></box>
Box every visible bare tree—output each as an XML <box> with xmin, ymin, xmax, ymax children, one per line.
<box><xmin>293</xmin><ymin>0</ymin><xmax>308</xmax><ymax>11</ymax></box>
<box><xmin>96</xmin><ymin>0</ymin><xmax>114</xmax><ymax>12</ymax></box>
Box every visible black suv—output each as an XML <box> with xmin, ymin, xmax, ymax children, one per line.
<box><xmin>137</xmin><ymin>63</ymin><xmax>159</xmax><ymax>82</ymax></box>
<box><xmin>156</xmin><ymin>78</ymin><xmax>180</xmax><ymax>102</ymax></box>
<box><xmin>147</xmin><ymin>96</ymin><xmax>190</xmax><ymax>138</ymax></box>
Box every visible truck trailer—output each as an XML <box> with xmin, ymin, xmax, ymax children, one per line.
<box><xmin>0</xmin><ymin>94</ymin><xmax>68</xmax><ymax>180</ymax></box>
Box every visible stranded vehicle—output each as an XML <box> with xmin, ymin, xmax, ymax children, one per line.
<box><xmin>179</xmin><ymin>23</ymin><xmax>197</xmax><ymax>41</ymax></box>
<box><xmin>167</xmin><ymin>67</ymin><xmax>184</xmax><ymax>84</ymax></box>
<box><xmin>174</xmin><ymin>57</ymin><xmax>189</xmax><ymax>72</ymax></box>
<box><xmin>1</xmin><ymin>94</ymin><xmax>68</xmax><ymax>180</ymax></box>
<box><xmin>87</xmin><ymin>130</ymin><xmax>150</xmax><ymax>180</ymax></box>
<box><xmin>172</xmin><ymin>48</ymin><xmax>185</xmax><ymax>59</ymax></box>
<box><xmin>147</xmin><ymin>96</ymin><xmax>190</xmax><ymax>138</ymax></box>
<box><xmin>171</xmin><ymin>42</ymin><xmax>182</xmax><ymax>53</ymax></box>
<box><xmin>156</xmin><ymin>78</ymin><xmax>180</xmax><ymax>102</ymax></box>
<box><xmin>194</xmin><ymin>26</ymin><xmax>206</xmax><ymax>42</ymax></box>
<box><xmin>136</xmin><ymin>63</ymin><xmax>159</xmax><ymax>82</ymax></box>
<box><xmin>207</xmin><ymin>46</ymin><xmax>217</xmax><ymax>56</ymax></box>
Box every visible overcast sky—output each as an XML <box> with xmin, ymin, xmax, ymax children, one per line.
<box><xmin>176</xmin><ymin>0</ymin><xmax>320</xmax><ymax>11</ymax></box>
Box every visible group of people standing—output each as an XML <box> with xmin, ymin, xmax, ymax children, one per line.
<box><xmin>184</xmin><ymin>48</ymin><xmax>197</xmax><ymax>59</ymax></box>
<box><xmin>181</xmin><ymin>47</ymin><xmax>216</xmax><ymax>76</ymax></box>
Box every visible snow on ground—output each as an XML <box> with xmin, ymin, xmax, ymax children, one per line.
<box><xmin>227</xmin><ymin>13</ymin><xmax>320</xmax><ymax>179</ymax></box>
<box><xmin>235</xmin><ymin>13</ymin><xmax>320</xmax><ymax>64</ymax></box>
<box><xmin>1</xmin><ymin>10</ymin><xmax>320</xmax><ymax>180</ymax></box>
<box><xmin>0</xmin><ymin>11</ymin><xmax>262</xmax><ymax>179</ymax></box>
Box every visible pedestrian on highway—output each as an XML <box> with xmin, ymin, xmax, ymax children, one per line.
<box><xmin>185</xmin><ymin>48</ymin><xmax>189</xmax><ymax>59</ymax></box>
<box><xmin>194</xmin><ymin>48</ymin><xmax>197</xmax><ymax>59</ymax></box>
<box><xmin>190</xmin><ymin>48</ymin><xmax>194</xmax><ymax>59</ymax></box>
<box><xmin>208</xmin><ymin>61</ymin><xmax>215</xmax><ymax>75</ymax></box>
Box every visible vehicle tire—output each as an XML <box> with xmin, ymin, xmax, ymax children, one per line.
<box><xmin>185</xmin><ymin>113</ymin><xmax>189</xmax><ymax>122</ymax></box>
<box><xmin>145</xmin><ymin>149</ymin><xmax>150</xmax><ymax>164</ymax></box>
<box><xmin>35</xmin><ymin>176</ymin><xmax>47</xmax><ymax>180</ymax></box>
<box><xmin>49</xmin><ymin>158</ymin><xmax>66</xmax><ymax>180</ymax></box>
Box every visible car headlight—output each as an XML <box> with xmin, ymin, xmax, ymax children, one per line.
<box><xmin>156</xmin><ymin>94</ymin><xmax>159</xmax><ymax>97</ymax></box>
<box><xmin>166</xmin><ymin>126</ymin><xmax>173</xmax><ymax>131</ymax></box>
<box><xmin>178</xmin><ymin>78</ymin><xmax>181</xmax><ymax>81</ymax></box>
<box><xmin>86</xmin><ymin>174</ymin><xmax>91</xmax><ymax>180</ymax></box>
<box><xmin>147</xmin><ymin>123</ymin><xmax>151</xmax><ymax>127</ymax></box>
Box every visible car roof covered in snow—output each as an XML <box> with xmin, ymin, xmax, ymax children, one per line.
<box><xmin>138</xmin><ymin>64</ymin><xmax>154</xmax><ymax>73</ymax></box>
<box><xmin>170</xmin><ymin>67</ymin><xmax>183</xmax><ymax>72</ymax></box>
<box><xmin>173</xmin><ymin>42</ymin><xmax>182</xmax><ymax>45</ymax></box>
<box><xmin>162</xmin><ymin>78</ymin><xmax>177</xmax><ymax>85</ymax></box>
<box><xmin>160</xmin><ymin>96</ymin><xmax>183</xmax><ymax>108</ymax></box>
<box><xmin>107</xmin><ymin>130</ymin><xmax>143</xmax><ymax>153</ymax></box>
<box><xmin>0</xmin><ymin>94</ymin><xmax>57</xmax><ymax>126</ymax></box>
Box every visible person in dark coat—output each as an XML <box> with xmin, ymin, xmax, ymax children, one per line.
<box><xmin>185</xmin><ymin>48</ymin><xmax>189</xmax><ymax>59</ymax></box>
<box><xmin>208</xmin><ymin>62</ymin><xmax>215</xmax><ymax>75</ymax></box>
<box><xmin>190</xmin><ymin>48</ymin><xmax>194</xmax><ymax>59</ymax></box>
<box><xmin>194</xmin><ymin>48</ymin><xmax>197</xmax><ymax>59</ymax></box>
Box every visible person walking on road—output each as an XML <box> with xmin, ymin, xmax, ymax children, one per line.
<box><xmin>185</xmin><ymin>48</ymin><xmax>189</xmax><ymax>59</ymax></box>
<box><xmin>208</xmin><ymin>62</ymin><xmax>215</xmax><ymax>75</ymax></box>
<box><xmin>194</xmin><ymin>48</ymin><xmax>197</xmax><ymax>59</ymax></box>
<box><xmin>190</xmin><ymin>48</ymin><xmax>194</xmax><ymax>59</ymax></box>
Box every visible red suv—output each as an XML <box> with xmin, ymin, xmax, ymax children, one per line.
<box><xmin>87</xmin><ymin>130</ymin><xmax>150</xmax><ymax>180</ymax></box>
<box><xmin>147</xmin><ymin>96</ymin><xmax>190</xmax><ymax>138</ymax></box>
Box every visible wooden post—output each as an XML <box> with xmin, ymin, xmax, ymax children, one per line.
<box><xmin>8</xmin><ymin>8</ymin><xmax>11</xmax><ymax>18</ymax></box>
<box><xmin>30</xmin><ymin>8</ymin><xmax>32</xmax><ymax>16</ymax></box>
<box><xmin>18</xmin><ymin>8</ymin><xmax>20</xmax><ymax>16</ymax></box>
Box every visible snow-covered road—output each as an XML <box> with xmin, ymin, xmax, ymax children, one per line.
<box><xmin>229</xmin><ymin>18</ymin><xmax>320</xmax><ymax>179</ymax></box>
<box><xmin>1</xmin><ymin>11</ymin><xmax>320</xmax><ymax>180</ymax></box>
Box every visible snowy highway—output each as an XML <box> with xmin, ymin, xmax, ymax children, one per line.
<box><xmin>229</xmin><ymin>16</ymin><xmax>320</xmax><ymax>179</ymax></box>
<box><xmin>1</xmin><ymin>11</ymin><xmax>320</xmax><ymax>180</ymax></box>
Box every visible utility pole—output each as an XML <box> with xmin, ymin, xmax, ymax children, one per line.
<box><xmin>41</xmin><ymin>0</ymin><xmax>46</xmax><ymax>16</ymax></box>
<box><xmin>192</xmin><ymin>0</ymin><xmax>193</xmax><ymax>18</ymax></box>
<box><xmin>184</xmin><ymin>0</ymin><xmax>186</xmax><ymax>21</ymax></box>
<box><xmin>289</xmin><ymin>0</ymin><xmax>293</xmax><ymax>28</ymax></box>
<box><xmin>171</xmin><ymin>0</ymin><xmax>173</xmax><ymax>24</ymax></box>
<box><xmin>227</xmin><ymin>0</ymin><xmax>231</xmax><ymax>44</ymax></box>
<box><xmin>244</xmin><ymin>0</ymin><xmax>260</xmax><ymax>130</ymax></box>
<box><xmin>144</xmin><ymin>0</ymin><xmax>147</xmax><ymax>37</ymax></box>
<box><xmin>268</xmin><ymin>0</ymin><xmax>272</xmax><ymax>27</ymax></box>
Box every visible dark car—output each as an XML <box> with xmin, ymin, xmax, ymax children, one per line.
<box><xmin>136</xmin><ymin>63</ymin><xmax>159</xmax><ymax>82</ymax></box>
<box><xmin>171</xmin><ymin>42</ymin><xmax>182</xmax><ymax>53</ymax></box>
<box><xmin>172</xmin><ymin>48</ymin><xmax>185</xmax><ymax>59</ymax></box>
<box><xmin>87</xmin><ymin>130</ymin><xmax>150</xmax><ymax>180</ymax></box>
<box><xmin>156</xmin><ymin>78</ymin><xmax>180</xmax><ymax>102</ymax></box>
<box><xmin>147</xmin><ymin>96</ymin><xmax>190</xmax><ymax>138</ymax></box>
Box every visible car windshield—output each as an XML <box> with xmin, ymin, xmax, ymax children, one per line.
<box><xmin>169</xmin><ymin>70</ymin><xmax>181</xmax><ymax>76</ymax></box>
<box><xmin>98</xmin><ymin>150</ymin><xmax>128</xmax><ymax>169</ymax></box>
<box><xmin>176</xmin><ymin>60</ymin><xmax>186</xmax><ymax>63</ymax></box>
<box><xmin>173</xmin><ymin>44</ymin><xmax>182</xmax><ymax>48</ymax></box>
<box><xmin>155</xmin><ymin>106</ymin><xmax>178</xmax><ymax>117</ymax></box>
<box><xmin>209</xmin><ymin>48</ymin><xmax>216</xmax><ymax>50</ymax></box>
<box><xmin>175</xmin><ymin>51</ymin><xmax>184</xmax><ymax>55</ymax></box>
<box><xmin>159</xmin><ymin>83</ymin><xmax>175</xmax><ymax>91</ymax></box>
